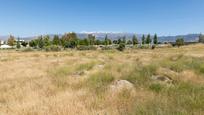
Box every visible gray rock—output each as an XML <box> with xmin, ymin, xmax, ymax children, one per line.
<box><xmin>151</xmin><ymin>75</ymin><xmax>173</xmax><ymax>84</ymax></box>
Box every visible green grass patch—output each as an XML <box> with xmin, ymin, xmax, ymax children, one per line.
<box><xmin>149</xmin><ymin>83</ymin><xmax>163</xmax><ymax>93</ymax></box>
<box><xmin>86</xmin><ymin>71</ymin><xmax>115</xmax><ymax>94</ymax></box>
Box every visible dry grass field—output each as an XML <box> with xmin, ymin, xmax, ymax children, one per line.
<box><xmin>0</xmin><ymin>44</ymin><xmax>204</xmax><ymax>115</ymax></box>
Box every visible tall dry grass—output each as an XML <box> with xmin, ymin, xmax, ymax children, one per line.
<box><xmin>0</xmin><ymin>44</ymin><xmax>204</xmax><ymax>115</ymax></box>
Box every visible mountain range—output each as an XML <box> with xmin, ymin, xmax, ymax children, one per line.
<box><xmin>0</xmin><ymin>33</ymin><xmax>200</xmax><ymax>43</ymax></box>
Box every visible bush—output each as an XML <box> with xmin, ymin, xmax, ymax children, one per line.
<box><xmin>101</xmin><ymin>46</ymin><xmax>113</xmax><ymax>50</ymax></box>
<box><xmin>77</xmin><ymin>45</ymin><xmax>97</xmax><ymax>50</ymax></box>
<box><xmin>45</xmin><ymin>45</ymin><xmax>61</xmax><ymax>52</ymax></box>
<box><xmin>22</xmin><ymin>47</ymin><xmax>34</xmax><ymax>52</ymax></box>
<box><xmin>151</xmin><ymin>45</ymin><xmax>156</xmax><ymax>49</ymax></box>
<box><xmin>117</xmin><ymin>43</ymin><xmax>125</xmax><ymax>51</ymax></box>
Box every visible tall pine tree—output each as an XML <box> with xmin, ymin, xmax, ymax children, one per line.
<box><xmin>153</xmin><ymin>34</ymin><xmax>158</xmax><ymax>45</ymax></box>
<box><xmin>146</xmin><ymin>34</ymin><xmax>151</xmax><ymax>44</ymax></box>
<box><xmin>142</xmin><ymin>35</ymin><xmax>145</xmax><ymax>45</ymax></box>
<box><xmin>132</xmin><ymin>35</ymin><xmax>138</xmax><ymax>45</ymax></box>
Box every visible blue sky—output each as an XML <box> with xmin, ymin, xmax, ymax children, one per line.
<box><xmin>0</xmin><ymin>0</ymin><xmax>204</xmax><ymax>37</ymax></box>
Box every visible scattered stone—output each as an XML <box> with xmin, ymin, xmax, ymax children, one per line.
<box><xmin>151</xmin><ymin>75</ymin><xmax>173</xmax><ymax>84</ymax></box>
<box><xmin>94</xmin><ymin>64</ymin><xmax>104</xmax><ymax>69</ymax></box>
<box><xmin>72</xmin><ymin>71</ymin><xmax>86</xmax><ymax>77</ymax></box>
<box><xmin>157</xmin><ymin>68</ymin><xmax>178</xmax><ymax>80</ymax></box>
<box><xmin>109</xmin><ymin>80</ymin><xmax>134</xmax><ymax>93</ymax></box>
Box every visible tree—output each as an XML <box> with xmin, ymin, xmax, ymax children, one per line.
<box><xmin>122</xmin><ymin>36</ymin><xmax>126</xmax><ymax>44</ymax></box>
<box><xmin>108</xmin><ymin>39</ymin><xmax>112</xmax><ymax>45</ymax></box>
<box><xmin>176</xmin><ymin>38</ymin><xmax>184</xmax><ymax>47</ymax></box>
<box><xmin>104</xmin><ymin>35</ymin><xmax>109</xmax><ymax>45</ymax></box>
<box><xmin>95</xmin><ymin>39</ymin><xmax>102</xmax><ymax>45</ymax></box>
<box><xmin>117</xmin><ymin>38</ymin><xmax>122</xmax><ymax>44</ymax></box>
<box><xmin>16</xmin><ymin>37</ymin><xmax>21</xmax><ymax>49</ymax></box>
<box><xmin>29</xmin><ymin>39</ymin><xmax>38</xmax><ymax>48</ymax></box>
<box><xmin>198</xmin><ymin>34</ymin><xmax>204</xmax><ymax>43</ymax></box>
<box><xmin>61</xmin><ymin>32</ymin><xmax>78</xmax><ymax>48</ymax></box>
<box><xmin>142</xmin><ymin>35</ymin><xmax>145</xmax><ymax>45</ymax></box>
<box><xmin>43</xmin><ymin>35</ymin><xmax>51</xmax><ymax>47</ymax></box>
<box><xmin>113</xmin><ymin>40</ymin><xmax>118</xmax><ymax>44</ymax></box>
<box><xmin>127</xmin><ymin>40</ymin><xmax>133</xmax><ymax>45</ymax></box>
<box><xmin>38</xmin><ymin>36</ymin><xmax>44</xmax><ymax>49</ymax></box>
<box><xmin>153</xmin><ymin>34</ymin><xmax>158</xmax><ymax>45</ymax></box>
<box><xmin>52</xmin><ymin>35</ymin><xmax>61</xmax><ymax>45</ymax></box>
<box><xmin>132</xmin><ymin>35</ymin><xmax>138</xmax><ymax>45</ymax></box>
<box><xmin>117</xmin><ymin>43</ymin><xmax>125</xmax><ymax>51</ymax></box>
<box><xmin>146</xmin><ymin>34</ymin><xmax>151</xmax><ymax>44</ymax></box>
<box><xmin>88</xmin><ymin>34</ymin><xmax>95</xmax><ymax>45</ymax></box>
<box><xmin>7</xmin><ymin>35</ymin><xmax>15</xmax><ymax>46</ymax></box>
<box><xmin>21</xmin><ymin>41</ymin><xmax>28</xmax><ymax>47</ymax></box>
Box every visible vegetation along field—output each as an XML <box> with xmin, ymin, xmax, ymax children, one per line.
<box><xmin>0</xmin><ymin>44</ymin><xmax>204</xmax><ymax>115</ymax></box>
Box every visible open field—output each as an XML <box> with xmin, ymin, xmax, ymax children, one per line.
<box><xmin>0</xmin><ymin>44</ymin><xmax>204</xmax><ymax>115</ymax></box>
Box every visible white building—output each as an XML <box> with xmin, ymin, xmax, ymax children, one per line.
<box><xmin>0</xmin><ymin>44</ymin><xmax>12</xmax><ymax>49</ymax></box>
<box><xmin>0</xmin><ymin>40</ymin><xmax>4</xmax><ymax>45</ymax></box>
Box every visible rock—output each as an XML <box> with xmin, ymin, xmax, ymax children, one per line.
<box><xmin>151</xmin><ymin>75</ymin><xmax>173</xmax><ymax>84</ymax></box>
<box><xmin>94</xmin><ymin>64</ymin><xmax>104</xmax><ymax>69</ymax></box>
<box><xmin>72</xmin><ymin>71</ymin><xmax>86</xmax><ymax>77</ymax></box>
<box><xmin>156</xmin><ymin>68</ymin><xmax>178</xmax><ymax>80</ymax></box>
<box><xmin>109</xmin><ymin>80</ymin><xmax>134</xmax><ymax>93</ymax></box>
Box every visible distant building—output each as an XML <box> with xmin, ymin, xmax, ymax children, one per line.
<box><xmin>0</xmin><ymin>44</ymin><xmax>12</xmax><ymax>49</ymax></box>
<box><xmin>0</xmin><ymin>40</ymin><xmax>6</xmax><ymax>45</ymax></box>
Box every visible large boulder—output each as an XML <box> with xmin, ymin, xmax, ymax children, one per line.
<box><xmin>109</xmin><ymin>80</ymin><xmax>135</xmax><ymax>94</ymax></box>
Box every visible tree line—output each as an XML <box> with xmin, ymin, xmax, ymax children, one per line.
<box><xmin>5</xmin><ymin>33</ymin><xmax>204</xmax><ymax>50</ymax></box>
<box><xmin>27</xmin><ymin>33</ymin><xmax>159</xmax><ymax>49</ymax></box>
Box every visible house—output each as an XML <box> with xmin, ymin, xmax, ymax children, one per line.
<box><xmin>0</xmin><ymin>44</ymin><xmax>12</xmax><ymax>49</ymax></box>
<box><xmin>0</xmin><ymin>40</ymin><xmax>5</xmax><ymax>45</ymax></box>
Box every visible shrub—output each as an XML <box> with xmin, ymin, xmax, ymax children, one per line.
<box><xmin>101</xmin><ymin>46</ymin><xmax>113</xmax><ymax>50</ymax></box>
<box><xmin>45</xmin><ymin>45</ymin><xmax>61</xmax><ymax>52</ymax></box>
<box><xmin>151</xmin><ymin>45</ymin><xmax>156</xmax><ymax>49</ymax></box>
<box><xmin>117</xmin><ymin>43</ymin><xmax>125</xmax><ymax>51</ymax></box>
<box><xmin>77</xmin><ymin>45</ymin><xmax>97</xmax><ymax>50</ymax></box>
<box><xmin>22</xmin><ymin>47</ymin><xmax>34</xmax><ymax>52</ymax></box>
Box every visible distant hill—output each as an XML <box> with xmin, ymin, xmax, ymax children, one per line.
<box><xmin>0</xmin><ymin>33</ymin><xmax>200</xmax><ymax>43</ymax></box>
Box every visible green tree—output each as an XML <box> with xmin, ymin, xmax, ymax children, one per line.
<box><xmin>21</xmin><ymin>41</ymin><xmax>28</xmax><ymax>47</ymax></box>
<box><xmin>113</xmin><ymin>40</ymin><xmax>118</xmax><ymax>44</ymax></box>
<box><xmin>52</xmin><ymin>35</ymin><xmax>60</xmax><ymax>45</ymax></box>
<box><xmin>16</xmin><ymin>37</ymin><xmax>21</xmax><ymax>49</ymax></box>
<box><xmin>153</xmin><ymin>34</ymin><xmax>158</xmax><ymax>45</ymax></box>
<box><xmin>29</xmin><ymin>39</ymin><xmax>38</xmax><ymax>48</ymax></box>
<box><xmin>198</xmin><ymin>34</ymin><xmax>204</xmax><ymax>43</ymax></box>
<box><xmin>43</xmin><ymin>35</ymin><xmax>51</xmax><ymax>47</ymax></box>
<box><xmin>117</xmin><ymin>43</ymin><xmax>125</xmax><ymax>51</ymax></box>
<box><xmin>176</xmin><ymin>38</ymin><xmax>184</xmax><ymax>47</ymax></box>
<box><xmin>146</xmin><ymin>34</ymin><xmax>151</xmax><ymax>44</ymax></box>
<box><xmin>108</xmin><ymin>39</ymin><xmax>112</xmax><ymax>45</ymax></box>
<box><xmin>7</xmin><ymin>35</ymin><xmax>16</xmax><ymax>46</ymax></box>
<box><xmin>127</xmin><ymin>40</ymin><xmax>133</xmax><ymax>45</ymax></box>
<box><xmin>118</xmin><ymin>38</ymin><xmax>122</xmax><ymax>44</ymax></box>
<box><xmin>122</xmin><ymin>36</ymin><xmax>126</xmax><ymax>44</ymax></box>
<box><xmin>142</xmin><ymin>35</ymin><xmax>145</xmax><ymax>45</ymax></box>
<box><xmin>104</xmin><ymin>35</ymin><xmax>109</xmax><ymax>45</ymax></box>
<box><xmin>95</xmin><ymin>39</ymin><xmax>102</xmax><ymax>45</ymax></box>
<box><xmin>132</xmin><ymin>35</ymin><xmax>138</xmax><ymax>45</ymax></box>
<box><xmin>61</xmin><ymin>32</ymin><xmax>78</xmax><ymax>48</ymax></box>
<box><xmin>38</xmin><ymin>36</ymin><xmax>44</xmax><ymax>49</ymax></box>
<box><xmin>88</xmin><ymin>34</ymin><xmax>95</xmax><ymax>45</ymax></box>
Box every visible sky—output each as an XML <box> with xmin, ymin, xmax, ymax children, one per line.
<box><xmin>0</xmin><ymin>0</ymin><xmax>204</xmax><ymax>37</ymax></box>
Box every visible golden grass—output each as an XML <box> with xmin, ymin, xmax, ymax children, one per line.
<box><xmin>0</xmin><ymin>44</ymin><xmax>204</xmax><ymax>115</ymax></box>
